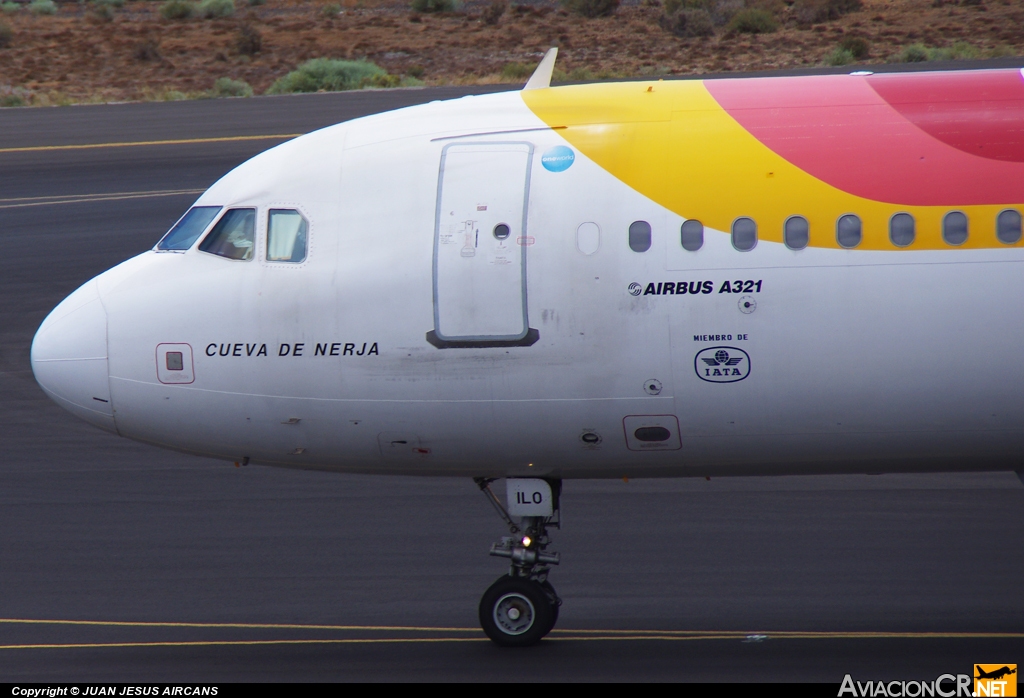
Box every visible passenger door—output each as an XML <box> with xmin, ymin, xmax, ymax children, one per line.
<box><xmin>431</xmin><ymin>142</ymin><xmax>533</xmax><ymax>345</ymax></box>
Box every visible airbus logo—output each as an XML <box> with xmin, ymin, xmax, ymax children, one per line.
<box><xmin>628</xmin><ymin>282</ymin><xmax>642</xmax><ymax>296</ymax></box>
<box><xmin>695</xmin><ymin>346</ymin><xmax>750</xmax><ymax>383</ymax></box>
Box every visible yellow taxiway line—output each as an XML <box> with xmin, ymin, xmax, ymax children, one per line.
<box><xmin>0</xmin><ymin>618</ymin><xmax>1019</xmax><ymax>650</ymax></box>
<box><xmin>0</xmin><ymin>189</ymin><xmax>205</xmax><ymax>210</ymax></box>
<box><xmin>0</xmin><ymin>134</ymin><xmax>302</xmax><ymax>154</ymax></box>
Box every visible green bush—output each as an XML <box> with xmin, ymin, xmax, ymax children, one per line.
<box><xmin>160</xmin><ymin>0</ymin><xmax>193</xmax><ymax>18</ymax></box>
<box><xmin>929</xmin><ymin>41</ymin><xmax>977</xmax><ymax>60</ymax></box>
<box><xmin>560</xmin><ymin>0</ymin><xmax>618</xmax><ymax>17</ymax></box>
<box><xmin>411</xmin><ymin>0</ymin><xmax>456</xmax><ymax>12</ymax></box>
<box><xmin>94</xmin><ymin>0</ymin><xmax>126</xmax><ymax>7</ymax></box>
<box><xmin>839</xmin><ymin>35</ymin><xmax>869</xmax><ymax>59</ymax></box>
<box><xmin>322</xmin><ymin>2</ymin><xmax>340</xmax><ymax>15</ymax></box>
<box><xmin>825</xmin><ymin>46</ymin><xmax>854</xmax><ymax>65</ymax></box>
<box><xmin>660</xmin><ymin>7</ymin><xmax>714</xmax><ymax>37</ymax></box>
<box><xmin>0</xmin><ymin>2</ymin><xmax>20</xmax><ymax>13</ymax></box>
<box><xmin>900</xmin><ymin>43</ymin><xmax>929</xmax><ymax>62</ymax></box>
<box><xmin>0</xmin><ymin>20</ymin><xmax>11</xmax><ymax>48</ymax></box>
<box><xmin>949</xmin><ymin>41</ymin><xmax>978</xmax><ymax>59</ymax></box>
<box><xmin>267</xmin><ymin>58</ymin><xmax>389</xmax><ymax>94</ymax></box>
<box><xmin>197</xmin><ymin>0</ymin><xmax>234</xmax><ymax>17</ymax></box>
<box><xmin>29</xmin><ymin>0</ymin><xmax>57</xmax><ymax>15</ymax></box>
<box><xmin>212</xmin><ymin>77</ymin><xmax>253</xmax><ymax>97</ymax></box>
<box><xmin>501</xmin><ymin>61</ymin><xmax>532</xmax><ymax>80</ymax></box>
<box><xmin>726</xmin><ymin>7</ymin><xmax>776</xmax><ymax>33</ymax></box>
<box><xmin>246</xmin><ymin>0</ymin><xmax>265</xmax><ymax>5</ymax></box>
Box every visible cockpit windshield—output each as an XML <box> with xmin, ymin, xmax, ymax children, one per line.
<box><xmin>156</xmin><ymin>206</ymin><xmax>222</xmax><ymax>251</ymax></box>
<box><xmin>198</xmin><ymin>208</ymin><xmax>256</xmax><ymax>261</ymax></box>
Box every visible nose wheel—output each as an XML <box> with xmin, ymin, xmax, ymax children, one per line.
<box><xmin>475</xmin><ymin>478</ymin><xmax>562</xmax><ymax>647</ymax></box>
<box><xmin>479</xmin><ymin>576</ymin><xmax>559</xmax><ymax>646</ymax></box>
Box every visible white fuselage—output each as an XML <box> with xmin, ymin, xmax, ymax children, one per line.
<box><xmin>31</xmin><ymin>90</ymin><xmax>1024</xmax><ymax>479</ymax></box>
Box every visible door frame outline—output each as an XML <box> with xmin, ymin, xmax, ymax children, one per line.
<box><xmin>428</xmin><ymin>140</ymin><xmax>539</xmax><ymax>348</ymax></box>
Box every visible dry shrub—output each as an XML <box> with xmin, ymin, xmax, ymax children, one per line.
<box><xmin>482</xmin><ymin>0</ymin><xmax>506</xmax><ymax>24</ymax></box>
<box><xmin>134</xmin><ymin>39</ymin><xmax>161</xmax><ymax>60</ymax></box>
<box><xmin>411</xmin><ymin>0</ymin><xmax>457</xmax><ymax>12</ymax></box>
<box><xmin>792</xmin><ymin>0</ymin><xmax>861</xmax><ymax>25</ymax></box>
<box><xmin>839</xmin><ymin>35</ymin><xmax>869</xmax><ymax>58</ymax></box>
<box><xmin>660</xmin><ymin>7</ymin><xmax>714</xmax><ymax>36</ymax></box>
<box><xmin>726</xmin><ymin>7</ymin><xmax>776</xmax><ymax>32</ymax></box>
<box><xmin>561</xmin><ymin>0</ymin><xmax>618</xmax><ymax>18</ymax></box>
<box><xmin>236</xmin><ymin>24</ymin><xmax>262</xmax><ymax>55</ymax></box>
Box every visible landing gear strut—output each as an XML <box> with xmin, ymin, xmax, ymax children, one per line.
<box><xmin>475</xmin><ymin>477</ymin><xmax>562</xmax><ymax>647</ymax></box>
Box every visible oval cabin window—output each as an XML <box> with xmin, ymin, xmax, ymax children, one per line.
<box><xmin>629</xmin><ymin>221</ymin><xmax>652</xmax><ymax>252</ymax></box>
<box><xmin>890</xmin><ymin>212</ymin><xmax>915</xmax><ymax>247</ymax></box>
<box><xmin>732</xmin><ymin>217</ymin><xmax>757</xmax><ymax>251</ymax></box>
<box><xmin>680</xmin><ymin>220</ymin><xmax>704</xmax><ymax>251</ymax></box>
<box><xmin>784</xmin><ymin>216</ymin><xmax>809</xmax><ymax>250</ymax></box>
<box><xmin>997</xmin><ymin>209</ymin><xmax>1022</xmax><ymax>244</ymax></box>
<box><xmin>576</xmin><ymin>222</ymin><xmax>600</xmax><ymax>255</ymax></box>
<box><xmin>836</xmin><ymin>214</ymin><xmax>862</xmax><ymax>248</ymax></box>
<box><xmin>942</xmin><ymin>211</ymin><xmax>968</xmax><ymax>246</ymax></box>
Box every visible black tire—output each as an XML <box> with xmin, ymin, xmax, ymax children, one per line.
<box><xmin>539</xmin><ymin>580</ymin><xmax>560</xmax><ymax>637</ymax></box>
<box><xmin>479</xmin><ymin>576</ymin><xmax>554</xmax><ymax>647</ymax></box>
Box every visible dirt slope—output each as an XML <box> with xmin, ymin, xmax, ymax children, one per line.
<box><xmin>0</xmin><ymin>0</ymin><xmax>1021</xmax><ymax>106</ymax></box>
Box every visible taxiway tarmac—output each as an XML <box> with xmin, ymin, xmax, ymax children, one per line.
<box><xmin>0</xmin><ymin>83</ymin><xmax>1022</xmax><ymax>682</ymax></box>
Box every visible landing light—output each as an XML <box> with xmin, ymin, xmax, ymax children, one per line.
<box><xmin>521</xmin><ymin>536</ymin><xmax>532</xmax><ymax>547</ymax></box>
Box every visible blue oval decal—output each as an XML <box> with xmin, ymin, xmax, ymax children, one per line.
<box><xmin>695</xmin><ymin>346</ymin><xmax>750</xmax><ymax>383</ymax></box>
<box><xmin>541</xmin><ymin>145</ymin><xmax>575</xmax><ymax>172</ymax></box>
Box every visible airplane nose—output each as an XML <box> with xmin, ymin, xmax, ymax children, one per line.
<box><xmin>31</xmin><ymin>279</ymin><xmax>118</xmax><ymax>434</ymax></box>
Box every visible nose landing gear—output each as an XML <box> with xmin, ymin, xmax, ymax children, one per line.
<box><xmin>475</xmin><ymin>478</ymin><xmax>562</xmax><ymax>647</ymax></box>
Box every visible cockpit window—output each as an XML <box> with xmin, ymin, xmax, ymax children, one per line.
<box><xmin>267</xmin><ymin>209</ymin><xmax>308</xmax><ymax>263</ymax></box>
<box><xmin>198</xmin><ymin>208</ymin><xmax>256</xmax><ymax>261</ymax></box>
<box><xmin>156</xmin><ymin>206</ymin><xmax>221</xmax><ymax>251</ymax></box>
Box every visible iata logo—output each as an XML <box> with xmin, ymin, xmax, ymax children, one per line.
<box><xmin>695</xmin><ymin>346</ymin><xmax>750</xmax><ymax>383</ymax></box>
<box><xmin>628</xmin><ymin>282</ymin><xmax>643</xmax><ymax>296</ymax></box>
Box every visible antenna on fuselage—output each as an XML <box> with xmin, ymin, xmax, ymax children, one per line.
<box><xmin>523</xmin><ymin>47</ymin><xmax>558</xmax><ymax>91</ymax></box>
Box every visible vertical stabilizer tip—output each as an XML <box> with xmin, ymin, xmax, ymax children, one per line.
<box><xmin>523</xmin><ymin>48</ymin><xmax>558</xmax><ymax>91</ymax></box>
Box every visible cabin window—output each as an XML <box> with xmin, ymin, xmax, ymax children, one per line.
<box><xmin>680</xmin><ymin>219</ymin><xmax>703</xmax><ymax>251</ymax></box>
<box><xmin>732</xmin><ymin>217</ymin><xmax>757</xmax><ymax>251</ymax></box>
<box><xmin>890</xmin><ymin>213</ymin><xmax>915</xmax><ymax>247</ymax></box>
<box><xmin>784</xmin><ymin>216</ymin><xmax>809</xmax><ymax>250</ymax></box>
<box><xmin>997</xmin><ymin>209</ymin><xmax>1022</xmax><ymax>244</ymax></box>
<box><xmin>836</xmin><ymin>214</ymin><xmax>861</xmax><ymax>248</ymax></box>
<box><xmin>576</xmin><ymin>222</ymin><xmax>600</xmax><ymax>255</ymax></box>
<box><xmin>942</xmin><ymin>211</ymin><xmax>968</xmax><ymax>246</ymax></box>
<box><xmin>629</xmin><ymin>220</ymin><xmax>652</xmax><ymax>252</ymax></box>
<box><xmin>267</xmin><ymin>209</ymin><xmax>309</xmax><ymax>263</ymax></box>
<box><xmin>157</xmin><ymin>206</ymin><xmax>221</xmax><ymax>251</ymax></box>
<box><xmin>198</xmin><ymin>208</ymin><xmax>255</xmax><ymax>261</ymax></box>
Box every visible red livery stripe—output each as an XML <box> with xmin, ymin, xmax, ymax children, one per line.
<box><xmin>705</xmin><ymin>70</ymin><xmax>1024</xmax><ymax>206</ymax></box>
